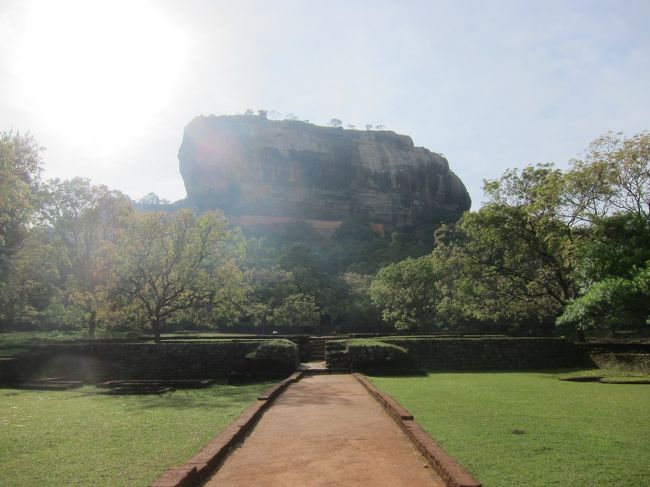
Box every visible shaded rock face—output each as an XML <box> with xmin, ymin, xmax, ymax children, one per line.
<box><xmin>178</xmin><ymin>115</ymin><xmax>471</xmax><ymax>230</ymax></box>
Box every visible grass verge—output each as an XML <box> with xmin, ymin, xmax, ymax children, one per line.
<box><xmin>0</xmin><ymin>330</ymin><xmax>142</xmax><ymax>356</ymax></box>
<box><xmin>369</xmin><ymin>370</ymin><xmax>650</xmax><ymax>487</ymax></box>
<box><xmin>0</xmin><ymin>381</ymin><xmax>273</xmax><ymax>486</ymax></box>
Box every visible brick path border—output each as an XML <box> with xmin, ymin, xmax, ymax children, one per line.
<box><xmin>152</xmin><ymin>371</ymin><xmax>481</xmax><ymax>487</ymax></box>
<box><xmin>353</xmin><ymin>373</ymin><xmax>481</xmax><ymax>487</ymax></box>
<box><xmin>150</xmin><ymin>371</ymin><xmax>303</xmax><ymax>487</ymax></box>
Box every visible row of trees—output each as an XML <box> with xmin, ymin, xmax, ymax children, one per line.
<box><xmin>2</xmin><ymin>129</ymin><xmax>647</xmax><ymax>338</ymax></box>
<box><xmin>241</xmin><ymin>109</ymin><xmax>387</xmax><ymax>131</ymax></box>
<box><xmin>0</xmin><ymin>137</ymin><xmax>249</xmax><ymax>341</ymax></box>
<box><xmin>0</xmin><ymin>131</ymin><xmax>383</xmax><ymax>339</ymax></box>
<box><xmin>370</xmin><ymin>132</ymin><xmax>650</xmax><ymax>333</ymax></box>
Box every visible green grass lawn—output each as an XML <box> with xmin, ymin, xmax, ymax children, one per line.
<box><xmin>369</xmin><ymin>370</ymin><xmax>650</xmax><ymax>487</ymax></box>
<box><xmin>0</xmin><ymin>381</ymin><xmax>272</xmax><ymax>486</ymax></box>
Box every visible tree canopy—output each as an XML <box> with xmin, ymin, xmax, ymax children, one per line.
<box><xmin>370</xmin><ymin>131</ymin><xmax>649</xmax><ymax>334</ymax></box>
<box><xmin>109</xmin><ymin>209</ymin><xmax>246</xmax><ymax>341</ymax></box>
<box><xmin>2</xmin><ymin>130</ymin><xmax>647</xmax><ymax>337</ymax></box>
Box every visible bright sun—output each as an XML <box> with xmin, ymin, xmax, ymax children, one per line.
<box><xmin>11</xmin><ymin>0</ymin><xmax>189</xmax><ymax>154</ymax></box>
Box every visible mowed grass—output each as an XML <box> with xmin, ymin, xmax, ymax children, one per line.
<box><xmin>369</xmin><ymin>371</ymin><xmax>650</xmax><ymax>487</ymax></box>
<box><xmin>0</xmin><ymin>381</ymin><xmax>273</xmax><ymax>486</ymax></box>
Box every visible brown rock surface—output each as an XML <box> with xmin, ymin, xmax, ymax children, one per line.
<box><xmin>203</xmin><ymin>374</ymin><xmax>444</xmax><ymax>486</ymax></box>
<box><xmin>178</xmin><ymin>115</ymin><xmax>470</xmax><ymax>230</ymax></box>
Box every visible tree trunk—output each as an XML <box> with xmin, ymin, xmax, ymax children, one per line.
<box><xmin>152</xmin><ymin>318</ymin><xmax>161</xmax><ymax>343</ymax></box>
<box><xmin>88</xmin><ymin>310</ymin><xmax>97</xmax><ymax>338</ymax></box>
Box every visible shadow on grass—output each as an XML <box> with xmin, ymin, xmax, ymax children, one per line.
<box><xmin>364</xmin><ymin>367</ymin><xmax>602</xmax><ymax>379</ymax></box>
<box><xmin>0</xmin><ymin>382</ymin><xmax>274</xmax><ymax>412</ymax></box>
<box><xmin>104</xmin><ymin>381</ymin><xmax>275</xmax><ymax>411</ymax></box>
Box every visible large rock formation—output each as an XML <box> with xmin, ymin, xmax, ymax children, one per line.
<box><xmin>178</xmin><ymin>115</ymin><xmax>471</xmax><ymax>232</ymax></box>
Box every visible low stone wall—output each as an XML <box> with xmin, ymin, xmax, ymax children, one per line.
<box><xmin>347</xmin><ymin>337</ymin><xmax>584</xmax><ymax>371</ymax></box>
<box><xmin>588</xmin><ymin>353</ymin><xmax>650</xmax><ymax>373</ymax></box>
<box><xmin>576</xmin><ymin>342</ymin><xmax>650</xmax><ymax>373</ymax></box>
<box><xmin>0</xmin><ymin>340</ymin><xmax>299</xmax><ymax>384</ymax></box>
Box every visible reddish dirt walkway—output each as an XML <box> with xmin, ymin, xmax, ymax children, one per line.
<box><xmin>204</xmin><ymin>374</ymin><xmax>444</xmax><ymax>486</ymax></box>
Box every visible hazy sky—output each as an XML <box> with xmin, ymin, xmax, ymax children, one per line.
<box><xmin>1</xmin><ymin>0</ymin><xmax>649</xmax><ymax>208</ymax></box>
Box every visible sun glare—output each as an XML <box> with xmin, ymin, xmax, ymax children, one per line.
<box><xmin>10</xmin><ymin>0</ymin><xmax>189</xmax><ymax>154</ymax></box>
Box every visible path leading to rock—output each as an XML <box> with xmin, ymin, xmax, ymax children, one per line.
<box><xmin>204</xmin><ymin>374</ymin><xmax>444</xmax><ymax>486</ymax></box>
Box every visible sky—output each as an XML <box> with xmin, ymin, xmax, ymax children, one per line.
<box><xmin>1</xmin><ymin>0</ymin><xmax>649</xmax><ymax>208</ymax></box>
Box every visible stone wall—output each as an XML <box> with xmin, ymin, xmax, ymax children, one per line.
<box><xmin>0</xmin><ymin>340</ymin><xmax>299</xmax><ymax>383</ymax></box>
<box><xmin>345</xmin><ymin>337</ymin><xmax>584</xmax><ymax>371</ymax></box>
<box><xmin>576</xmin><ymin>342</ymin><xmax>650</xmax><ymax>373</ymax></box>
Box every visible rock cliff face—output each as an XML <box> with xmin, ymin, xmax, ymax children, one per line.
<box><xmin>178</xmin><ymin>115</ymin><xmax>471</xmax><ymax>231</ymax></box>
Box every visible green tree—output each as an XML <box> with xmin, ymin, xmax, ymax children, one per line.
<box><xmin>110</xmin><ymin>209</ymin><xmax>246</xmax><ymax>341</ymax></box>
<box><xmin>0</xmin><ymin>229</ymin><xmax>59</xmax><ymax>326</ymax></box>
<box><xmin>137</xmin><ymin>192</ymin><xmax>170</xmax><ymax>206</ymax></box>
<box><xmin>557</xmin><ymin>132</ymin><xmax>650</xmax><ymax>332</ymax></box>
<box><xmin>575</xmin><ymin>131</ymin><xmax>649</xmax><ymax>220</ymax></box>
<box><xmin>39</xmin><ymin>178</ymin><xmax>133</xmax><ymax>336</ymax></box>
<box><xmin>429</xmin><ymin>132</ymin><xmax>649</xmax><ymax>332</ymax></box>
<box><xmin>278</xmin><ymin>242</ymin><xmax>323</xmax><ymax>298</ymax></box>
<box><xmin>432</xmin><ymin>164</ymin><xmax>579</xmax><ymax>329</ymax></box>
<box><xmin>0</xmin><ymin>131</ymin><xmax>43</xmax><ymax>256</ymax></box>
<box><xmin>270</xmin><ymin>293</ymin><xmax>320</xmax><ymax>329</ymax></box>
<box><xmin>240</xmin><ymin>267</ymin><xmax>297</xmax><ymax>330</ymax></box>
<box><xmin>557</xmin><ymin>262</ymin><xmax>650</xmax><ymax>331</ymax></box>
<box><xmin>370</xmin><ymin>256</ymin><xmax>442</xmax><ymax>330</ymax></box>
<box><xmin>574</xmin><ymin>213</ymin><xmax>650</xmax><ymax>283</ymax></box>
<box><xmin>335</xmin><ymin>272</ymin><xmax>381</xmax><ymax>327</ymax></box>
<box><xmin>0</xmin><ymin>131</ymin><xmax>44</xmax><ymax>327</ymax></box>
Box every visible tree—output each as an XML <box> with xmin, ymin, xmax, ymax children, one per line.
<box><xmin>278</xmin><ymin>242</ymin><xmax>323</xmax><ymax>298</ymax></box>
<box><xmin>241</xmin><ymin>267</ymin><xmax>297</xmax><ymax>330</ymax></box>
<box><xmin>426</xmin><ymin>132</ymin><xmax>649</xmax><ymax>332</ymax></box>
<box><xmin>556</xmin><ymin>132</ymin><xmax>650</xmax><ymax>331</ymax></box>
<box><xmin>365</xmin><ymin>124</ymin><xmax>373</xmax><ymax>131</ymax></box>
<box><xmin>0</xmin><ymin>131</ymin><xmax>43</xmax><ymax>328</ymax></box>
<box><xmin>556</xmin><ymin>214</ymin><xmax>650</xmax><ymax>332</ymax></box>
<box><xmin>39</xmin><ymin>178</ymin><xmax>133</xmax><ymax>336</ymax></box>
<box><xmin>0</xmin><ymin>131</ymin><xmax>43</xmax><ymax>255</ymax></box>
<box><xmin>270</xmin><ymin>293</ymin><xmax>320</xmax><ymax>329</ymax></box>
<box><xmin>137</xmin><ymin>192</ymin><xmax>170</xmax><ymax>206</ymax></box>
<box><xmin>574</xmin><ymin>213</ymin><xmax>650</xmax><ymax>283</ymax></box>
<box><xmin>0</xmin><ymin>228</ymin><xmax>59</xmax><ymax>326</ymax></box>
<box><xmin>557</xmin><ymin>262</ymin><xmax>650</xmax><ymax>331</ymax></box>
<box><xmin>329</xmin><ymin>118</ymin><xmax>343</xmax><ymax>128</ymax></box>
<box><xmin>370</xmin><ymin>256</ymin><xmax>442</xmax><ymax>330</ymax></box>
<box><xmin>334</xmin><ymin>272</ymin><xmax>381</xmax><ymax>327</ymax></box>
<box><xmin>459</xmin><ymin>165</ymin><xmax>578</xmax><ymax>322</ymax></box>
<box><xmin>111</xmin><ymin>209</ymin><xmax>246</xmax><ymax>341</ymax></box>
<box><xmin>576</xmin><ymin>131</ymin><xmax>649</xmax><ymax>220</ymax></box>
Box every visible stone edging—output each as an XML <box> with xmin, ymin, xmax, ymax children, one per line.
<box><xmin>150</xmin><ymin>371</ymin><xmax>304</xmax><ymax>487</ymax></box>
<box><xmin>353</xmin><ymin>373</ymin><xmax>482</xmax><ymax>487</ymax></box>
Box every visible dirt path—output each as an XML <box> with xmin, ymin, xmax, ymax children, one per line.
<box><xmin>204</xmin><ymin>374</ymin><xmax>444</xmax><ymax>486</ymax></box>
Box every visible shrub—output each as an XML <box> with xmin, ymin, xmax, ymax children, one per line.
<box><xmin>238</xmin><ymin>339</ymin><xmax>299</xmax><ymax>379</ymax></box>
<box><xmin>345</xmin><ymin>338</ymin><xmax>412</xmax><ymax>371</ymax></box>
